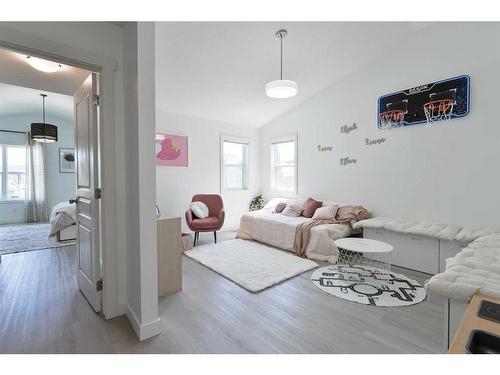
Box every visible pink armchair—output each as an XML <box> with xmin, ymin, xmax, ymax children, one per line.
<box><xmin>185</xmin><ymin>194</ymin><xmax>225</xmax><ymax>246</ymax></box>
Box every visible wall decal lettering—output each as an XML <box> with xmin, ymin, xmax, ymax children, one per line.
<box><xmin>340</xmin><ymin>157</ymin><xmax>357</xmax><ymax>166</ymax></box>
<box><xmin>317</xmin><ymin>144</ymin><xmax>333</xmax><ymax>152</ymax></box>
<box><xmin>365</xmin><ymin>137</ymin><xmax>386</xmax><ymax>145</ymax></box>
<box><xmin>340</xmin><ymin>123</ymin><xmax>357</xmax><ymax>134</ymax></box>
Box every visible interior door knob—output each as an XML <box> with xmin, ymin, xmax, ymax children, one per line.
<box><xmin>69</xmin><ymin>198</ymin><xmax>79</xmax><ymax>204</ymax></box>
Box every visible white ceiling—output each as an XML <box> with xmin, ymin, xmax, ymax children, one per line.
<box><xmin>155</xmin><ymin>22</ymin><xmax>431</xmax><ymax>127</ymax></box>
<box><xmin>0</xmin><ymin>83</ymin><xmax>74</xmax><ymax>121</ymax></box>
<box><xmin>0</xmin><ymin>48</ymin><xmax>90</xmax><ymax>96</ymax></box>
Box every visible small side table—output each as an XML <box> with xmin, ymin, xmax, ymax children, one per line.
<box><xmin>335</xmin><ymin>237</ymin><xmax>394</xmax><ymax>271</ymax></box>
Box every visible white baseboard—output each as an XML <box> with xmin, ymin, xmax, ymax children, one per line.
<box><xmin>126</xmin><ymin>303</ymin><xmax>162</xmax><ymax>341</ymax></box>
<box><xmin>104</xmin><ymin>301</ymin><xmax>128</xmax><ymax>320</ymax></box>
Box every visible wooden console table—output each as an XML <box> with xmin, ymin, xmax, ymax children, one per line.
<box><xmin>157</xmin><ymin>216</ymin><xmax>182</xmax><ymax>297</ymax></box>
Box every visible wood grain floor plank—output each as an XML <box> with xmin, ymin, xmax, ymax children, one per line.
<box><xmin>0</xmin><ymin>232</ymin><xmax>444</xmax><ymax>353</ymax></box>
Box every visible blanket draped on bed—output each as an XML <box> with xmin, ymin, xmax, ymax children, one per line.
<box><xmin>293</xmin><ymin>205</ymin><xmax>369</xmax><ymax>257</ymax></box>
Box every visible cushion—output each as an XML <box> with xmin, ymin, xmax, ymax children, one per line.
<box><xmin>282</xmin><ymin>202</ymin><xmax>303</xmax><ymax>217</ymax></box>
<box><xmin>312</xmin><ymin>205</ymin><xmax>338</xmax><ymax>220</ymax></box>
<box><xmin>302</xmin><ymin>197</ymin><xmax>323</xmax><ymax>218</ymax></box>
<box><xmin>190</xmin><ymin>201</ymin><xmax>209</xmax><ymax>219</ymax></box>
<box><xmin>273</xmin><ymin>202</ymin><xmax>287</xmax><ymax>214</ymax></box>
<box><xmin>191</xmin><ymin>217</ymin><xmax>219</xmax><ymax>229</ymax></box>
<box><xmin>263</xmin><ymin>197</ymin><xmax>288</xmax><ymax>210</ymax></box>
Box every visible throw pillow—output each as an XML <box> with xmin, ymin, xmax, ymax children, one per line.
<box><xmin>273</xmin><ymin>202</ymin><xmax>287</xmax><ymax>214</ymax></box>
<box><xmin>263</xmin><ymin>197</ymin><xmax>288</xmax><ymax>210</ymax></box>
<box><xmin>282</xmin><ymin>202</ymin><xmax>303</xmax><ymax>217</ymax></box>
<box><xmin>302</xmin><ymin>197</ymin><xmax>323</xmax><ymax>218</ymax></box>
<box><xmin>312</xmin><ymin>205</ymin><xmax>339</xmax><ymax>220</ymax></box>
<box><xmin>190</xmin><ymin>201</ymin><xmax>209</xmax><ymax>219</ymax></box>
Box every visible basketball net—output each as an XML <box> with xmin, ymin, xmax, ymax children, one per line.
<box><xmin>423</xmin><ymin>99</ymin><xmax>455</xmax><ymax>124</ymax></box>
<box><xmin>379</xmin><ymin>110</ymin><xmax>406</xmax><ymax>129</ymax></box>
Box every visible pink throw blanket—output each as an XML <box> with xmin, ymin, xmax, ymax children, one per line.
<box><xmin>293</xmin><ymin>205</ymin><xmax>369</xmax><ymax>257</ymax></box>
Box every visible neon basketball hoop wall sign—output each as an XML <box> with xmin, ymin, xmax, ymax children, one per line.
<box><xmin>377</xmin><ymin>75</ymin><xmax>470</xmax><ymax>129</ymax></box>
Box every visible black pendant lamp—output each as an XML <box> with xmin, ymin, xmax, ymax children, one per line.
<box><xmin>31</xmin><ymin>94</ymin><xmax>58</xmax><ymax>143</ymax></box>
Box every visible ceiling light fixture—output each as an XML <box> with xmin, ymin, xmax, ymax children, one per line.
<box><xmin>266</xmin><ymin>29</ymin><xmax>298</xmax><ymax>99</ymax></box>
<box><xmin>26</xmin><ymin>56</ymin><xmax>63</xmax><ymax>73</ymax></box>
<box><xmin>31</xmin><ymin>94</ymin><xmax>58</xmax><ymax>143</ymax></box>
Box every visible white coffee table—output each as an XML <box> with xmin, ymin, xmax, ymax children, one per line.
<box><xmin>334</xmin><ymin>237</ymin><xmax>394</xmax><ymax>271</ymax></box>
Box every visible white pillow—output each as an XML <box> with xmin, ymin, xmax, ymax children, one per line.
<box><xmin>322</xmin><ymin>201</ymin><xmax>336</xmax><ymax>207</ymax></box>
<box><xmin>312</xmin><ymin>205</ymin><xmax>338</xmax><ymax>220</ymax></box>
<box><xmin>190</xmin><ymin>201</ymin><xmax>209</xmax><ymax>219</ymax></box>
<box><xmin>282</xmin><ymin>202</ymin><xmax>303</xmax><ymax>217</ymax></box>
<box><xmin>263</xmin><ymin>197</ymin><xmax>289</xmax><ymax>211</ymax></box>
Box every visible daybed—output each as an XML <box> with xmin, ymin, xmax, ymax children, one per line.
<box><xmin>236</xmin><ymin>198</ymin><xmax>363</xmax><ymax>263</ymax></box>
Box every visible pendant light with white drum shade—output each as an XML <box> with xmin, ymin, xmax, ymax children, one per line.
<box><xmin>31</xmin><ymin>94</ymin><xmax>58</xmax><ymax>143</ymax></box>
<box><xmin>266</xmin><ymin>29</ymin><xmax>298</xmax><ymax>99</ymax></box>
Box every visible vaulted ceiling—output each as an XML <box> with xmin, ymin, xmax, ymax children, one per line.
<box><xmin>155</xmin><ymin>22</ymin><xmax>431</xmax><ymax>127</ymax></box>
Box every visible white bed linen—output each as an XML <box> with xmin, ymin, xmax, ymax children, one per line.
<box><xmin>49</xmin><ymin>202</ymin><xmax>76</xmax><ymax>236</ymax></box>
<box><xmin>236</xmin><ymin>209</ymin><xmax>352</xmax><ymax>263</ymax></box>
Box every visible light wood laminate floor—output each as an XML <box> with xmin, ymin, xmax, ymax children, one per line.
<box><xmin>0</xmin><ymin>231</ymin><xmax>445</xmax><ymax>353</ymax></box>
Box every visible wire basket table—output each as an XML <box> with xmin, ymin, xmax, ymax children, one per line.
<box><xmin>334</xmin><ymin>238</ymin><xmax>394</xmax><ymax>271</ymax></box>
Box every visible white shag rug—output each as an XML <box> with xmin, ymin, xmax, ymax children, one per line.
<box><xmin>0</xmin><ymin>223</ymin><xmax>75</xmax><ymax>256</ymax></box>
<box><xmin>311</xmin><ymin>264</ymin><xmax>426</xmax><ymax>306</ymax></box>
<box><xmin>184</xmin><ymin>239</ymin><xmax>318</xmax><ymax>292</ymax></box>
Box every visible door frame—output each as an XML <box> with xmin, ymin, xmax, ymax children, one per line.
<box><xmin>0</xmin><ymin>29</ymin><xmax>122</xmax><ymax>319</ymax></box>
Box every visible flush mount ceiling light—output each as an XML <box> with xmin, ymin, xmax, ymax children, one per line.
<box><xmin>266</xmin><ymin>29</ymin><xmax>298</xmax><ymax>99</ymax></box>
<box><xmin>31</xmin><ymin>94</ymin><xmax>58</xmax><ymax>143</ymax></box>
<box><xmin>26</xmin><ymin>56</ymin><xmax>63</xmax><ymax>73</ymax></box>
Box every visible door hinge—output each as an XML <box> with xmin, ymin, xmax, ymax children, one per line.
<box><xmin>93</xmin><ymin>95</ymin><xmax>100</xmax><ymax>106</ymax></box>
<box><xmin>95</xmin><ymin>188</ymin><xmax>102</xmax><ymax>199</ymax></box>
<box><xmin>96</xmin><ymin>279</ymin><xmax>103</xmax><ymax>291</ymax></box>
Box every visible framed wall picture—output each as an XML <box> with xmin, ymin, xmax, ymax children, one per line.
<box><xmin>59</xmin><ymin>148</ymin><xmax>75</xmax><ymax>173</ymax></box>
<box><xmin>155</xmin><ymin>133</ymin><xmax>188</xmax><ymax>167</ymax></box>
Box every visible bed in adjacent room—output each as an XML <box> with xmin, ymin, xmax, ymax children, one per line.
<box><xmin>49</xmin><ymin>201</ymin><xmax>76</xmax><ymax>242</ymax></box>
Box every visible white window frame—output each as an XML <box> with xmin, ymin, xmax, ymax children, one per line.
<box><xmin>270</xmin><ymin>133</ymin><xmax>298</xmax><ymax>196</ymax></box>
<box><xmin>0</xmin><ymin>144</ymin><xmax>27</xmax><ymax>202</ymax></box>
<box><xmin>220</xmin><ymin>134</ymin><xmax>250</xmax><ymax>191</ymax></box>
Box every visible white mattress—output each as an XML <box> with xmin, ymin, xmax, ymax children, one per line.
<box><xmin>353</xmin><ymin>216</ymin><xmax>500</xmax><ymax>301</ymax></box>
<box><xmin>236</xmin><ymin>209</ymin><xmax>352</xmax><ymax>263</ymax></box>
<box><xmin>426</xmin><ymin>234</ymin><xmax>500</xmax><ymax>301</ymax></box>
<box><xmin>354</xmin><ymin>216</ymin><xmax>500</xmax><ymax>242</ymax></box>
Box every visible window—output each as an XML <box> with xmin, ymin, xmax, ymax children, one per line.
<box><xmin>0</xmin><ymin>145</ymin><xmax>27</xmax><ymax>200</ymax></box>
<box><xmin>271</xmin><ymin>135</ymin><xmax>297</xmax><ymax>193</ymax></box>
<box><xmin>221</xmin><ymin>135</ymin><xmax>249</xmax><ymax>190</ymax></box>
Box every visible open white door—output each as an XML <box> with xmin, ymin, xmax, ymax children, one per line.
<box><xmin>73</xmin><ymin>73</ymin><xmax>102</xmax><ymax>312</ymax></box>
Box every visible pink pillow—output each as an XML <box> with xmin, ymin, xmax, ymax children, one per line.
<box><xmin>273</xmin><ymin>202</ymin><xmax>286</xmax><ymax>213</ymax></box>
<box><xmin>312</xmin><ymin>205</ymin><xmax>338</xmax><ymax>220</ymax></box>
<box><xmin>302</xmin><ymin>197</ymin><xmax>323</xmax><ymax>218</ymax></box>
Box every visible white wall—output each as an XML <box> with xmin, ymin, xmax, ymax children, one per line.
<box><xmin>155</xmin><ymin>111</ymin><xmax>260</xmax><ymax>234</ymax></box>
<box><xmin>0</xmin><ymin>111</ymin><xmax>75</xmax><ymax>224</ymax></box>
<box><xmin>123</xmin><ymin>22</ymin><xmax>160</xmax><ymax>341</ymax></box>
<box><xmin>260</xmin><ymin>23</ymin><xmax>500</xmax><ymax>226</ymax></box>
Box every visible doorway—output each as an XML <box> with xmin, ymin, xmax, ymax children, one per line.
<box><xmin>0</xmin><ymin>45</ymin><xmax>104</xmax><ymax>313</ymax></box>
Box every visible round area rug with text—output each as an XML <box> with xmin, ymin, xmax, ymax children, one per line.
<box><xmin>311</xmin><ymin>264</ymin><xmax>426</xmax><ymax>307</ymax></box>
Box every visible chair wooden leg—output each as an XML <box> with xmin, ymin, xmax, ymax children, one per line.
<box><xmin>214</xmin><ymin>231</ymin><xmax>217</xmax><ymax>243</ymax></box>
<box><xmin>194</xmin><ymin>232</ymin><xmax>198</xmax><ymax>246</ymax></box>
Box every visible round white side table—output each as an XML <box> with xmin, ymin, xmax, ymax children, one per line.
<box><xmin>334</xmin><ymin>237</ymin><xmax>394</xmax><ymax>271</ymax></box>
